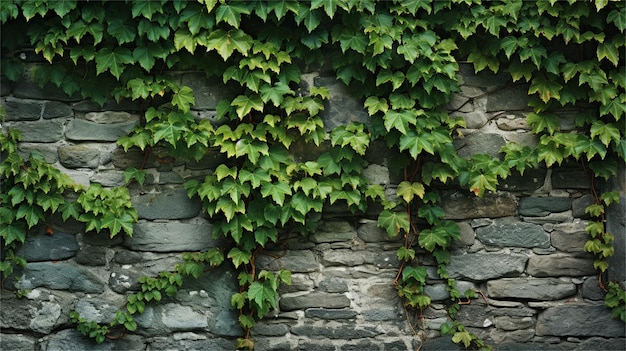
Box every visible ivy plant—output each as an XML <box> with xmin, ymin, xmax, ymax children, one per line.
<box><xmin>1</xmin><ymin>0</ymin><xmax>624</xmax><ymax>350</ymax></box>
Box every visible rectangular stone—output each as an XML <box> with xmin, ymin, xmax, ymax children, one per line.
<box><xmin>279</xmin><ymin>292</ymin><xmax>350</xmax><ymax>311</ymax></box>
<box><xmin>526</xmin><ymin>254</ymin><xmax>596</xmax><ymax>277</ymax></box>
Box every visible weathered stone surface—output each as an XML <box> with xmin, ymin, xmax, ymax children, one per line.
<box><xmin>526</xmin><ymin>254</ymin><xmax>596</xmax><ymax>277</ymax></box>
<box><xmin>1</xmin><ymin>76</ymin><xmax>12</xmax><ymax>96</ymax></box>
<box><xmin>132</xmin><ymin>188</ymin><xmax>202</xmax><ymax>220</ymax></box>
<box><xmin>451</xmin><ymin>222</ymin><xmax>475</xmax><ymax>248</ymax></box>
<box><xmin>340</xmin><ymin>339</ymin><xmax>381</xmax><ymax>351</ymax></box>
<box><xmin>536</xmin><ymin>304</ymin><xmax>626</xmax><ymax>337</ymax></box>
<box><xmin>362</xmin><ymin>307</ymin><xmax>401</xmax><ymax>321</ymax></box>
<box><xmin>90</xmin><ymin>169</ymin><xmax>126</xmax><ymax>187</ymax></box>
<box><xmin>455</xmin><ymin>133</ymin><xmax>506</xmax><ymax>158</ymax></box>
<box><xmin>18</xmin><ymin>143</ymin><xmax>59</xmax><ymax>163</ymax></box>
<box><xmin>0</xmin><ymin>333</ymin><xmax>35</xmax><ymax>351</ymax></box>
<box><xmin>496</xmin><ymin>117</ymin><xmax>530</xmax><ymax>131</ymax></box>
<box><xmin>125</xmin><ymin>221</ymin><xmax>214</xmax><ymax>252</ymax></box>
<box><xmin>111</xmin><ymin>146</ymin><xmax>154</xmax><ymax>169</ymax></box>
<box><xmin>58</xmin><ymin>144</ymin><xmax>103</xmax><ymax>169</ymax></box>
<box><xmin>447</xmin><ymin>253</ymin><xmax>528</xmax><ymax>281</ymax></box>
<box><xmin>65</xmin><ymin>119</ymin><xmax>136</xmax><ymax>141</ymax></box>
<box><xmin>44</xmin><ymin>329</ymin><xmax>145</xmax><ymax>351</ymax></box>
<box><xmin>179</xmin><ymin>73</ymin><xmax>240</xmax><ymax>110</ymax></box>
<box><xmin>582</xmin><ymin>276</ymin><xmax>606</xmax><ymax>301</ymax></box>
<box><xmin>279</xmin><ymin>292</ymin><xmax>351</xmax><ymax>311</ymax></box>
<box><xmin>147</xmin><ymin>336</ymin><xmax>235</xmax><ymax>351</ymax></box>
<box><xmin>363</xmin><ymin>163</ymin><xmax>390</xmax><ymax>185</ymax></box>
<box><xmin>75</xmin><ymin>245</ymin><xmax>108</xmax><ymax>266</ymax></box>
<box><xmin>487</xmin><ymin>278</ymin><xmax>576</xmax><ymax>300</ymax></box>
<box><xmin>421</xmin><ymin>336</ymin><xmax>462</xmax><ymax>350</ymax></box>
<box><xmin>162</xmin><ymin>304</ymin><xmax>208</xmax><ymax>330</ymax></box>
<box><xmin>5</xmin><ymin>119</ymin><xmax>63</xmax><ymax>142</ymax></box>
<box><xmin>476</xmin><ymin>219</ymin><xmax>549</xmax><ymax>248</ymax></box>
<box><xmin>310</xmin><ymin>221</ymin><xmax>356</xmax><ymax>243</ymax></box>
<box><xmin>357</xmin><ymin>220</ymin><xmax>397</xmax><ymax>242</ymax></box>
<box><xmin>74</xmin><ymin>296</ymin><xmax>126</xmax><ymax>324</ymax></box>
<box><xmin>425</xmin><ymin>281</ymin><xmax>476</xmax><ymax>301</ymax></box>
<box><xmin>321</xmin><ymin>249</ymin><xmax>399</xmax><ymax>268</ymax></box>
<box><xmin>291</xmin><ymin>323</ymin><xmax>381</xmax><ymax>339</ymax></box>
<box><xmin>572</xmin><ymin>194</ymin><xmax>594</xmax><ymax>219</ymax></box>
<box><xmin>84</xmin><ymin>111</ymin><xmax>138</xmax><ymax>124</ymax></box>
<box><xmin>256</xmin><ymin>250</ymin><xmax>319</xmax><ymax>273</ymax></box>
<box><xmin>251</xmin><ymin>323</ymin><xmax>290</xmax><ymax>336</ymax></box>
<box><xmin>550</xmin><ymin>221</ymin><xmax>590</xmax><ymax>255</ymax></box>
<box><xmin>314</xmin><ymin>76</ymin><xmax>372</xmax><ymax>130</ymax></box>
<box><xmin>494</xmin><ymin>316</ymin><xmax>535</xmax><ymax>331</ymax></box>
<box><xmin>82</xmin><ymin>231</ymin><xmax>125</xmax><ymax>246</ymax></box>
<box><xmin>305</xmin><ymin>308</ymin><xmax>357</xmax><ymax>319</ymax></box>
<box><xmin>2</xmin><ymin>97</ymin><xmax>42</xmax><ymax>120</ymax></box>
<box><xmin>551</xmin><ymin>167</ymin><xmax>591</xmax><ymax>189</ymax></box>
<box><xmin>43</xmin><ymin>101</ymin><xmax>73</xmax><ymax>119</ymax></box>
<box><xmin>13</xmin><ymin>77</ymin><xmax>81</xmax><ymax>101</ymax></box>
<box><xmin>519</xmin><ymin>196</ymin><xmax>571</xmax><ymax>216</ymax></box>
<box><xmin>14</xmin><ymin>262</ymin><xmax>105</xmax><ymax>293</ymax></box>
<box><xmin>486</xmin><ymin>85</ymin><xmax>531</xmax><ymax>112</ymax></box>
<box><xmin>498</xmin><ymin>168</ymin><xmax>547</xmax><ymax>192</ymax></box>
<box><xmin>442</xmin><ymin>191</ymin><xmax>517</xmax><ymax>219</ymax></box>
<box><xmin>16</xmin><ymin>230</ymin><xmax>79</xmax><ymax>262</ymax></box>
<box><xmin>455</xmin><ymin>111</ymin><xmax>489</xmax><ymax>129</ymax></box>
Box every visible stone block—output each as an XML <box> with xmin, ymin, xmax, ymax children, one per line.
<box><xmin>279</xmin><ymin>292</ymin><xmax>350</xmax><ymax>311</ymax></box>
<box><xmin>498</xmin><ymin>168</ymin><xmax>546</xmax><ymax>193</ymax></box>
<box><xmin>425</xmin><ymin>281</ymin><xmax>476</xmax><ymax>301</ymax></box>
<box><xmin>572</xmin><ymin>194</ymin><xmax>594</xmax><ymax>219</ymax></box>
<box><xmin>0</xmin><ymin>289</ymin><xmax>73</xmax><ymax>334</ymax></box>
<box><xmin>65</xmin><ymin>119</ymin><xmax>137</xmax><ymax>141</ymax></box>
<box><xmin>178</xmin><ymin>73</ymin><xmax>240</xmax><ymax>110</ymax></box>
<box><xmin>363</xmin><ymin>163</ymin><xmax>390</xmax><ymax>185</ymax></box>
<box><xmin>340</xmin><ymin>339</ymin><xmax>380</xmax><ymax>351</ymax></box>
<box><xmin>319</xmin><ymin>277</ymin><xmax>349</xmax><ymax>293</ymax></box>
<box><xmin>43</xmin><ymin>101</ymin><xmax>73</xmax><ymax>119</ymax></box>
<box><xmin>320</xmin><ymin>249</ymin><xmax>399</xmax><ymax>268</ymax></box>
<box><xmin>90</xmin><ymin>169</ymin><xmax>126</xmax><ymax>187</ymax></box>
<box><xmin>457</xmin><ymin>63</ymin><xmax>510</xmax><ymax>88</ymax></box>
<box><xmin>551</xmin><ymin>167</ymin><xmax>591</xmax><ymax>189</ymax></box>
<box><xmin>74</xmin><ymin>296</ymin><xmax>126</xmax><ymax>324</ymax></box>
<box><xmin>13</xmin><ymin>77</ymin><xmax>81</xmax><ymax>101</ymax></box>
<box><xmin>18</xmin><ymin>143</ymin><xmax>59</xmax><ymax>163</ymax></box>
<box><xmin>75</xmin><ymin>245</ymin><xmax>108</xmax><ymax>266</ymax></box>
<box><xmin>256</xmin><ymin>250</ymin><xmax>319</xmax><ymax>273</ymax></box>
<box><xmin>58</xmin><ymin>144</ymin><xmax>103</xmax><ymax>169</ymax></box>
<box><xmin>582</xmin><ymin>276</ymin><xmax>606</xmax><ymax>301</ymax></box>
<box><xmin>526</xmin><ymin>253</ymin><xmax>596</xmax><ymax>277</ymax></box>
<box><xmin>84</xmin><ymin>111</ymin><xmax>138</xmax><ymax>123</ymax></box>
<box><xmin>447</xmin><ymin>253</ymin><xmax>528</xmax><ymax>281</ymax></box>
<box><xmin>161</xmin><ymin>304</ymin><xmax>208</xmax><ymax>330</ymax></box>
<box><xmin>13</xmin><ymin>262</ymin><xmax>105</xmax><ymax>294</ymax></box>
<box><xmin>82</xmin><ymin>230</ymin><xmax>125</xmax><ymax>246</ymax></box>
<box><xmin>111</xmin><ymin>146</ymin><xmax>154</xmax><ymax>169</ymax></box>
<box><xmin>124</xmin><ymin>221</ymin><xmax>214</xmax><ymax>252</ymax></box>
<box><xmin>44</xmin><ymin>329</ymin><xmax>145</xmax><ymax>351</ymax></box>
<box><xmin>291</xmin><ymin>323</ymin><xmax>381</xmax><ymax>339</ymax></box>
<box><xmin>441</xmin><ymin>190</ymin><xmax>517</xmax><ymax>220</ymax></box>
<box><xmin>550</xmin><ymin>221</ymin><xmax>590</xmax><ymax>255</ymax></box>
<box><xmin>494</xmin><ymin>316</ymin><xmax>535</xmax><ymax>331</ymax></box>
<box><xmin>5</xmin><ymin>119</ymin><xmax>64</xmax><ymax>142</ymax></box>
<box><xmin>2</xmin><ymin>97</ymin><xmax>42</xmax><ymax>120</ymax></box>
<box><xmin>0</xmin><ymin>333</ymin><xmax>35</xmax><ymax>351</ymax></box>
<box><xmin>476</xmin><ymin>219</ymin><xmax>550</xmax><ymax>248</ymax></box>
<box><xmin>421</xmin><ymin>336</ymin><xmax>462</xmax><ymax>350</ymax></box>
<box><xmin>251</xmin><ymin>323</ymin><xmax>290</xmax><ymax>336</ymax></box>
<box><xmin>519</xmin><ymin>196</ymin><xmax>571</xmax><ymax>216</ymax></box>
<box><xmin>357</xmin><ymin>220</ymin><xmax>397</xmax><ymax>242</ymax></box>
<box><xmin>314</xmin><ymin>76</ymin><xmax>373</xmax><ymax>131</ymax></box>
<box><xmin>487</xmin><ymin>277</ymin><xmax>576</xmax><ymax>300</ymax></box>
<box><xmin>536</xmin><ymin>304</ymin><xmax>626</xmax><ymax>337</ymax></box>
<box><xmin>305</xmin><ymin>308</ymin><xmax>357</xmax><ymax>319</ymax></box>
<box><xmin>486</xmin><ymin>85</ymin><xmax>530</xmax><ymax>112</ymax></box>
<box><xmin>131</xmin><ymin>188</ymin><xmax>202</xmax><ymax>220</ymax></box>
<box><xmin>455</xmin><ymin>133</ymin><xmax>506</xmax><ymax>158</ymax></box>
<box><xmin>15</xmin><ymin>230</ymin><xmax>79</xmax><ymax>262</ymax></box>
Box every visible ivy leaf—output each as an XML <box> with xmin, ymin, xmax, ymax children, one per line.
<box><xmin>0</xmin><ymin>223</ymin><xmax>27</xmax><ymax>245</ymax></box>
<box><xmin>248</xmin><ymin>280</ymin><xmax>277</xmax><ymax>311</ymax></box>
<box><xmin>607</xmin><ymin>7</ymin><xmax>626</xmax><ymax>31</ymax></box>
<box><xmin>131</xmin><ymin>0</ymin><xmax>165</xmax><ymax>20</ymax></box>
<box><xmin>16</xmin><ymin>203</ymin><xmax>44</xmax><ymax>228</ymax></box>
<box><xmin>311</xmin><ymin>0</ymin><xmax>343</xmax><ymax>19</ymax></box>
<box><xmin>171</xmin><ymin>86</ymin><xmax>195</xmax><ymax>113</ymax></box>
<box><xmin>260</xmin><ymin>82</ymin><xmax>294</xmax><ymax>107</ymax></box>
<box><xmin>418</xmin><ymin>228</ymin><xmax>448</xmax><ymax>252</ymax></box>
<box><xmin>261</xmin><ymin>182</ymin><xmax>292</xmax><ymax>206</ymax></box>
<box><xmin>580</xmin><ymin>70</ymin><xmax>608</xmax><ymax>92</ymax></box>
<box><xmin>59</xmin><ymin>201</ymin><xmax>82</xmax><ymax>221</ymax></box>
<box><xmin>397</xmin><ymin>181</ymin><xmax>425</xmax><ymax>204</ymax></box>
<box><xmin>452</xmin><ymin>331</ymin><xmax>473</xmax><ymax>348</ymax></box>
<box><xmin>597</xmin><ymin>41</ymin><xmax>619</xmax><ymax>67</ymax></box>
<box><xmin>215</xmin><ymin>2</ymin><xmax>251</xmax><ymax>27</ymax></box>
<box><xmin>401</xmin><ymin>266</ymin><xmax>427</xmax><ymax>284</ymax></box>
<box><xmin>377</xmin><ymin>210</ymin><xmax>410</xmax><ymax>238</ymax></box>
<box><xmin>231</xmin><ymin>94</ymin><xmax>264</xmax><ymax>119</ymax></box>
<box><xmin>227</xmin><ymin>247</ymin><xmax>252</xmax><ymax>268</ymax></box>
<box><xmin>529</xmin><ymin>74</ymin><xmax>562</xmax><ymax>103</ymax></box>
<box><xmin>207</xmin><ymin>29</ymin><xmax>253</xmax><ymax>61</ymax></box>
<box><xmin>590</xmin><ymin>121</ymin><xmax>621</xmax><ymax>147</ymax></box>
<box><xmin>101</xmin><ymin>213</ymin><xmax>135</xmax><ymax>237</ymax></box>
<box><xmin>527</xmin><ymin>112</ymin><xmax>560</xmax><ymax>135</ymax></box>
<box><xmin>36</xmin><ymin>192</ymin><xmax>64</xmax><ymax>213</ymax></box>
<box><xmin>384</xmin><ymin>110</ymin><xmax>415</xmax><ymax>135</ymax></box>
<box><xmin>95</xmin><ymin>47</ymin><xmax>134</xmax><ymax>79</ymax></box>
<box><xmin>107</xmin><ymin>19</ymin><xmax>136</xmax><ymax>45</ymax></box>
<box><xmin>364</xmin><ymin>96</ymin><xmax>389</xmax><ymax>115</ymax></box>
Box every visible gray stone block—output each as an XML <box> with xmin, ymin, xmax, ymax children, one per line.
<box><xmin>16</xmin><ymin>230</ymin><xmax>79</xmax><ymax>262</ymax></box>
<box><xmin>551</xmin><ymin>167</ymin><xmax>591</xmax><ymax>189</ymax></box>
<box><xmin>18</xmin><ymin>143</ymin><xmax>59</xmax><ymax>163</ymax></box>
<box><xmin>314</xmin><ymin>76</ymin><xmax>373</xmax><ymax>131</ymax></box>
<box><xmin>519</xmin><ymin>196</ymin><xmax>571</xmax><ymax>216</ymax></box>
<box><xmin>0</xmin><ymin>333</ymin><xmax>35</xmax><ymax>351</ymax></box>
<box><xmin>476</xmin><ymin>219</ymin><xmax>550</xmax><ymax>248</ymax></box>
<box><xmin>572</xmin><ymin>194</ymin><xmax>594</xmax><ymax>219</ymax></box>
<box><xmin>455</xmin><ymin>133</ymin><xmax>506</xmax><ymax>158</ymax></box>
<box><xmin>44</xmin><ymin>329</ymin><xmax>145</xmax><ymax>351</ymax></box>
<box><xmin>550</xmin><ymin>221</ymin><xmax>590</xmax><ymax>255</ymax></box>
<box><xmin>256</xmin><ymin>250</ymin><xmax>319</xmax><ymax>273</ymax></box>
<box><xmin>58</xmin><ymin>144</ymin><xmax>102</xmax><ymax>169</ymax></box>
<box><xmin>75</xmin><ymin>245</ymin><xmax>108</xmax><ymax>266</ymax></box>
<box><xmin>2</xmin><ymin>97</ymin><xmax>42</xmax><ymax>120</ymax></box>
<box><xmin>5</xmin><ymin>120</ymin><xmax>64</xmax><ymax>142</ymax></box>
<box><xmin>447</xmin><ymin>253</ymin><xmax>528</xmax><ymax>281</ymax></box>
<box><xmin>498</xmin><ymin>168</ymin><xmax>547</xmax><ymax>193</ymax></box>
<box><xmin>65</xmin><ymin>119</ymin><xmax>137</xmax><ymax>141</ymax></box>
<box><xmin>526</xmin><ymin>253</ymin><xmax>596</xmax><ymax>277</ymax></box>
<box><xmin>124</xmin><ymin>221</ymin><xmax>214</xmax><ymax>252</ymax></box>
<box><xmin>536</xmin><ymin>304</ymin><xmax>626</xmax><ymax>337</ymax></box>
<box><xmin>305</xmin><ymin>308</ymin><xmax>357</xmax><ymax>319</ymax></box>
<box><xmin>291</xmin><ymin>323</ymin><xmax>380</xmax><ymax>339</ymax></box>
<box><xmin>321</xmin><ymin>249</ymin><xmax>399</xmax><ymax>268</ymax></box>
<box><xmin>486</xmin><ymin>85</ymin><xmax>530</xmax><ymax>112</ymax></box>
<box><xmin>582</xmin><ymin>276</ymin><xmax>606</xmax><ymax>301</ymax></box>
<box><xmin>279</xmin><ymin>292</ymin><xmax>350</xmax><ymax>311</ymax></box>
<box><xmin>43</xmin><ymin>101</ymin><xmax>73</xmax><ymax>119</ymax></box>
<box><xmin>14</xmin><ymin>262</ymin><xmax>105</xmax><ymax>293</ymax></box>
<box><xmin>251</xmin><ymin>323</ymin><xmax>290</xmax><ymax>336</ymax></box>
<box><xmin>487</xmin><ymin>278</ymin><xmax>576</xmax><ymax>300</ymax></box>
<box><xmin>13</xmin><ymin>77</ymin><xmax>81</xmax><ymax>101</ymax></box>
<box><xmin>132</xmin><ymin>188</ymin><xmax>202</xmax><ymax>220</ymax></box>
<box><xmin>442</xmin><ymin>190</ymin><xmax>517</xmax><ymax>220</ymax></box>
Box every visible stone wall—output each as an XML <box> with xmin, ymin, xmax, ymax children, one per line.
<box><xmin>1</xmin><ymin>64</ymin><xmax>625</xmax><ymax>351</ymax></box>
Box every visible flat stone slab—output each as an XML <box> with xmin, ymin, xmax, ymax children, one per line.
<box><xmin>442</xmin><ymin>191</ymin><xmax>517</xmax><ymax>220</ymax></box>
<box><xmin>487</xmin><ymin>278</ymin><xmax>576</xmax><ymax>300</ymax></box>
<box><xmin>475</xmin><ymin>219</ymin><xmax>550</xmax><ymax>248</ymax></box>
<box><xmin>279</xmin><ymin>292</ymin><xmax>350</xmax><ymax>311</ymax></box>
<box><xmin>519</xmin><ymin>196</ymin><xmax>571</xmax><ymax>217</ymax></box>
<box><xmin>124</xmin><ymin>221</ymin><xmax>214</xmax><ymax>252</ymax></box>
<box><xmin>526</xmin><ymin>254</ymin><xmax>596</xmax><ymax>277</ymax></box>
<box><xmin>255</xmin><ymin>250</ymin><xmax>319</xmax><ymax>273</ymax></box>
<box><xmin>132</xmin><ymin>188</ymin><xmax>202</xmax><ymax>220</ymax></box>
<box><xmin>536</xmin><ymin>304</ymin><xmax>626</xmax><ymax>337</ymax></box>
<box><xmin>14</xmin><ymin>262</ymin><xmax>105</xmax><ymax>293</ymax></box>
<box><xmin>16</xmin><ymin>230</ymin><xmax>79</xmax><ymax>262</ymax></box>
<box><xmin>447</xmin><ymin>253</ymin><xmax>528</xmax><ymax>281</ymax></box>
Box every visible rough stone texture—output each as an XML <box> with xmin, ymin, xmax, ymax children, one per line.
<box><xmin>280</xmin><ymin>292</ymin><xmax>351</xmax><ymax>311</ymax></box>
<box><xmin>315</xmin><ymin>76</ymin><xmax>372</xmax><ymax>131</ymax></box>
<box><xmin>13</xmin><ymin>262</ymin><xmax>105</xmax><ymax>293</ymax></box>
<box><xmin>455</xmin><ymin>133</ymin><xmax>506</xmax><ymax>158</ymax></box>
<box><xmin>442</xmin><ymin>191</ymin><xmax>517</xmax><ymax>219</ymax></box>
<box><xmin>550</xmin><ymin>221</ymin><xmax>590</xmax><ymax>255</ymax></box>
<box><xmin>551</xmin><ymin>167</ymin><xmax>591</xmax><ymax>189</ymax></box>
<box><xmin>519</xmin><ymin>196</ymin><xmax>571</xmax><ymax>216</ymax></box>
<box><xmin>2</xmin><ymin>97</ymin><xmax>42</xmax><ymax>120</ymax></box>
<box><xmin>5</xmin><ymin>120</ymin><xmax>64</xmax><ymax>142</ymax></box>
<box><xmin>447</xmin><ymin>253</ymin><xmax>528</xmax><ymax>281</ymax></box>
<box><xmin>0</xmin><ymin>333</ymin><xmax>36</xmax><ymax>351</ymax></box>
<box><xmin>43</xmin><ymin>101</ymin><xmax>73</xmax><ymax>119</ymax></box>
<box><xmin>475</xmin><ymin>219</ymin><xmax>550</xmax><ymax>248</ymax></box>
<box><xmin>498</xmin><ymin>168</ymin><xmax>547</xmax><ymax>192</ymax></box>
<box><xmin>487</xmin><ymin>278</ymin><xmax>576</xmax><ymax>300</ymax></box>
<box><xmin>65</xmin><ymin>119</ymin><xmax>136</xmax><ymax>141</ymax></box>
<box><xmin>16</xmin><ymin>230</ymin><xmax>79</xmax><ymax>262</ymax></box>
<box><xmin>58</xmin><ymin>144</ymin><xmax>103</xmax><ymax>169</ymax></box>
<box><xmin>486</xmin><ymin>85</ymin><xmax>531</xmax><ymax>112</ymax></box>
<box><xmin>321</xmin><ymin>249</ymin><xmax>399</xmax><ymax>268</ymax></box>
<box><xmin>536</xmin><ymin>305</ymin><xmax>626</xmax><ymax>337</ymax></box>
<box><xmin>256</xmin><ymin>250</ymin><xmax>319</xmax><ymax>273</ymax></box>
<box><xmin>125</xmin><ymin>221</ymin><xmax>214</xmax><ymax>252</ymax></box>
<box><xmin>132</xmin><ymin>188</ymin><xmax>202</xmax><ymax>220</ymax></box>
<box><xmin>526</xmin><ymin>254</ymin><xmax>596</xmax><ymax>277</ymax></box>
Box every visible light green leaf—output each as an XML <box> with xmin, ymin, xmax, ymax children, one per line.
<box><xmin>228</xmin><ymin>247</ymin><xmax>252</xmax><ymax>268</ymax></box>
<box><xmin>261</xmin><ymin>182</ymin><xmax>292</xmax><ymax>206</ymax></box>
<box><xmin>377</xmin><ymin>210</ymin><xmax>410</xmax><ymax>238</ymax></box>
<box><xmin>95</xmin><ymin>47</ymin><xmax>134</xmax><ymax>79</ymax></box>
<box><xmin>171</xmin><ymin>86</ymin><xmax>195</xmax><ymax>113</ymax></box>
<box><xmin>396</xmin><ymin>181</ymin><xmax>425</xmax><ymax>203</ymax></box>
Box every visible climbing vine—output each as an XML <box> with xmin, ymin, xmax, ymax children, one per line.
<box><xmin>1</xmin><ymin>0</ymin><xmax>624</xmax><ymax>349</ymax></box>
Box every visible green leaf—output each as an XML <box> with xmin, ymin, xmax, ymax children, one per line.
<box><xmin>419</xmin><ymin>227</ymin><xmax>449</xmax><ymax>252</ymax></box>
<box><xmin>227</xmin><ymin>248</ymin><xmax>252</xmax><ymax>268</ymax></box>
<box><xmin>131</xmin><ymin>0</ymin><xmax>165</xmax><ymax>20</ymax></box>
<box><xmin>260</xmin><ymin>82</ymin><xmax>294</xmax><ymax>107</ymax></box>
<box><xmin>377</xmin><ymin>210</ymin><xmax>410</xmax><ymax>238</ymax></box>
<box><xmin>396</xmin><ymin>246</ymin><xmax>415</xmax><ymax>261</ymax></box>
<box><xmin>0</xmin><ymin>223</ymin><xmax>27</xmax><ymax>245</ymax></box>
<box><xmin>402</xmin><ymin>266</ymin><xmax>427</xmax><ymax>284</ymax></box>
<box><xmin>529</xmin><ymin>75</ymin><xmax>562</xmax><ymax>103</ymax></box>
<box><xmin>597</xmin><ymin>41</ymin><xmax>619</xmax><ymax>67</ymax></box>
<box><xmin>215</xmin><ymin>2</ymin><xmax>251</xmax><ymax>27</ymax></box>
<box><xmin>396</xmin><ymin>181</ymin><xmax>425</xmax><ymax>204</ymax></box>
<box><xmin>452</xmin><ymin>331</ymin><xmax>473</xmax><ymax>348</ymax></box>
<box><xmin>261</xmin><ymin>182</ymin><xmax>292</xmax><ymax>206</ymax></box>
<box><xmin>383</xmin><ymin>110</ymin><xmax>415</xmax><ymax>135</ymax></box>
<box><xmin>207</xmin><ymin>29</ymin><xmax>253</xmax><ymax>61</ymax></box>
<box><xmin>100</xmin><ymin>212</ymin><xmax>135</xmax><ymax>237</ymax></box>
<box><xmin>231</xmin><ymin>94</ymin><xmax>264</xmax><ymax>118</ymax></box>
<box><xmin>590</xmin><ymin>121</ymin><xmax>621</xmax><ymax>147</ymax></box>
<box><xmin>95</xmin><ymin>47</ymin><xmax>134</xmax><ymax>79</ymax></box>
<box><xmin>607</xmin><ymin>7</ymin><xmax>626</xmax><ymax>31</ymax></box>
<box><xmin>527</xmin><ymin>112</ymin><xmax>560</xmax><ymax>135</ymax></box>
<box><xmin>171</xmin><ymin>86</ymin><xmax>195</xmax><ymax>113</ymax></box>
<box><xmin>311</xmin><ymin>0</ymin><xmax>343</xmax><ymax>19</ymax></box>
<box><xmin>16</xmin><ymin>203</ymin><xmax>44</xmax><ymax>228</ymax></box>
